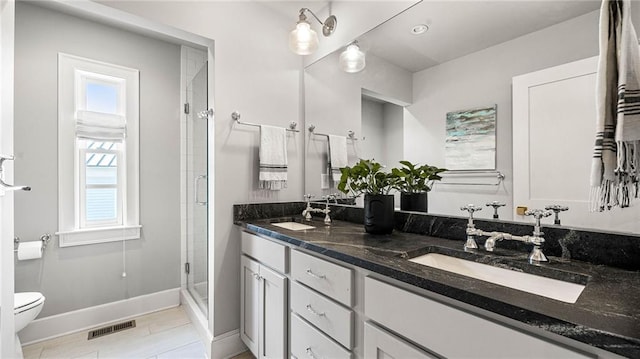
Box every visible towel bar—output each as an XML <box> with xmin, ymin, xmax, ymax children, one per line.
<box><xmin>308</xmin><ymin>124</ymin><xmax>360</xmax><ymax>140</ymax></box>
<box><xmin>231</xmin><ymin>111</ymin><xmax>299</xmax><ymax>132</ymax></box>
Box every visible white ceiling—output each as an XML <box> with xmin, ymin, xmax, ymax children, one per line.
<box><xmin>357</xmin><ymin>0</ymin><xmax>601</xmax><ymax>73</ymax></box>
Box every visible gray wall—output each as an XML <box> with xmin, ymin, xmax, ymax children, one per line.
<box><xmin>305</xmin><ymin>51</ymin><xmax>413</xmax><ymax>198</ymax></box>
<box><xmin>101</xmin><ymin>1</ymin><xmax>305</xmax><ymax>336</ymax></box>
<box><xmin>14</xmin><ymin>2</ymin><xmax>181</xmax><ymax>317</ymax></box>
<box><xmin>405</xmin><ymin>10</ymin><xmax>602</xmax><ymax>220</ymax></box>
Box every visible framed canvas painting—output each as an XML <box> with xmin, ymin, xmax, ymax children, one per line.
<box><xmin>445</xmin><ymin>105</ymin><xmax>497</xmax><ymax>170</ymax></box>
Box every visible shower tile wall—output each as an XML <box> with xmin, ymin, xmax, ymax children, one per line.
<box><xmin>181</xmin><ymin>47</ymin><xmax>208</xmax><ymax>301</ymax></box>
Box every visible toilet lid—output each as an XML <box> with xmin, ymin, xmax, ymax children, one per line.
<box><xmin>15</xmin><ymin>292</ymin><xmax>44</xmax><ymax>310</ymax></box>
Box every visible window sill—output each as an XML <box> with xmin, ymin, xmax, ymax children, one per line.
<box><xmin>56</xmin><ymin>225</ymin><xmax>141</xmax><ymax>247</ymax></box>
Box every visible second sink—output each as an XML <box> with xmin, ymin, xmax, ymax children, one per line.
<box><xmin>409</xmin><ymin>253</ymin><xmax>586</xmax><ymax>303</ymax></box>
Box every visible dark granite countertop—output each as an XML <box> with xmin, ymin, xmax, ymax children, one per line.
<box><xmin>235</xmin><ymin>208</ymin><xmax>640</xmax><ymax>358</ymax></box>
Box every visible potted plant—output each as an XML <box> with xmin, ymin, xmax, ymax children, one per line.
<box><xmin>337</xmin><ymin>159</ymin><xmax>397</xmax><ymax>234</ymax></box>
<box><xmin>391</xmin><ymin>161</ymin><xmax>447</xmax><ymax>212</ymax></box>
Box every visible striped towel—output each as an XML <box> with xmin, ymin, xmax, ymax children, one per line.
<box><xmin>328</xmin><ymin>135</ymin><xmax>348</xmax><ymax>187</ymax></box>
<box><xmin>591</xmin><ymin>0</ymin><xmax>640</xmax><ymax>211</ymax></box>
<box><xmin>259</xmin><ymin>125</ymin><xmax>288</xmax><ymax>190</ymax></box>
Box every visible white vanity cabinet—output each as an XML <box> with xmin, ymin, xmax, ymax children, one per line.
<box><xmin>240</xmin><ymin>232</ymin><xmax>288</xmax><ymax>359</ymax></box>
<box><xmin>290</xmin><ymin>249</ymin><xmax>355</xmax><ymax>356</ymax></box>
<box><xmin>364</xmin><ymin>277</ymin><xmax>594</xmax><ymax>359</ymax></box>
<box><xmin>238</xmin><ymin>228</ymin><xmax>616</xmax><ymax>359</ymax></box>
<box><xmin>363</xmin><ymin>321</ymin><xmax>438</xmax><ymax>359</ymax></box>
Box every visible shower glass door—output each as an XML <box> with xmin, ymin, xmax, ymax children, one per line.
<box><xmin>186</xmin><ymin>62</ymin><xmax>208</xmax><ymax>315</ymax></box>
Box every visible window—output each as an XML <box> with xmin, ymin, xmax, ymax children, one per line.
<box><xmin>57</xmin><ymin>54</ymin><xmax>140</xmax><ymax>247</ymax></box>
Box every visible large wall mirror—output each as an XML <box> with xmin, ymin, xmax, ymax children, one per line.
<box><xmin>304</xmin><ymin>0</ymin><xmax>640</xmax><ymax>235</ymax></box>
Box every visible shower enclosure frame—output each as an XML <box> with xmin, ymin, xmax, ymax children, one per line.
<box><xmin>179</xmin><ymin>44</ymin><xmax>216</xmax><ymax>352</ymax></box>
<box><xmin>181</xmin><ymin>45</ymin><xmax>212</xmax><ymax>320</ymax></box>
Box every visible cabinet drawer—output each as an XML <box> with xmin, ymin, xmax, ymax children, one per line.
<box><xmin>364</xmin><ymin>321</ymin><xmax>438</xmax><ymax>359</ymax></box>
<box><xmin>365</xmin><ymin>277</ymin><xmax>592</xmax><ymax>359</ymax></box>
<box><xmin>241</xmin><ymin>231</ymin><xmax>288</xmax><ymax>273</ymax></box>
<box><xmin>291</xmin><ymin>313</ymin><xmax>351</xmax><ymax>359</ymax></box>
<box><xmin>291</xmin><ymin>249</ymin><xmax>353</xmax><ymax>306</ymax></box>
<box><xmin>291</xmin><ymin>281</ymin><xmax>353</xmax><ymax>349</ymax></box>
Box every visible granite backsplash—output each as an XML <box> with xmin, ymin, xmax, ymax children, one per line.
<box><xmin>233</xmin><ymin>201</ymin><xmax>640</xmax><ymax>271</ymax></box>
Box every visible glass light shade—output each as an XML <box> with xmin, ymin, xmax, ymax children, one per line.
<box><xmin>289</xmin><ymin>21</ymin><xmax>319</xmax><ymax>55</ymax></box>
<box><xmin>339</xmin><ymin>43</ymin><xmax>366</xmax><ymax>73</ymax></box>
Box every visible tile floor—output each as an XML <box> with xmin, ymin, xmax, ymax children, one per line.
<box><xmin>22</xmin><ymin>306</ymin><xmax>207</xmax><ymax>359</ymax></box>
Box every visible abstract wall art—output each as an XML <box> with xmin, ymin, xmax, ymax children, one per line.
<box><xmin>445</xmin><ymin>105</ymin><xmax>497</xmax><ymax>170</ymax></box>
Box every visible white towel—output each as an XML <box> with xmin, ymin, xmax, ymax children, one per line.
<box><xmin>259</xmin><ymin>125</ymin><xmax>288</xmax><ymax>190</ymax></box>
<box><xmin>591</xmin><ymin>0</ymin><xmax>640</xmax><ymax>211</ymax></box>
<box><xmin>328</xmin><ymin>135</ymin><xmax>348</xmax><ymax>186</ymax></box>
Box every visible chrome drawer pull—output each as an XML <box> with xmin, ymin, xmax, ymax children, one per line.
<box><xmin>305</xmin><ymin>304</ymin><xmax>326</xmax><ymax>317</ymax></box>
<box><xmin>305</xmin><ymin>269</ymin><xmax>326</xmax><ymax>279</ymax></box>
<box><xmin>306</xmin><ymin>347</ymin><xmax>319</xmax><ymax>359</ymax></box>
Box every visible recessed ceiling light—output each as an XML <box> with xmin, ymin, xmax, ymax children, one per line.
<box><xmin>411</xmin><ymin>24</ymin><xmax>429</xmax><ymax>35</ymax></box>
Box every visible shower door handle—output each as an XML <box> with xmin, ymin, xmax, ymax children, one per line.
<box><xmin>194</xmin><ymin>174</ymin><xmax>207</xmax><ymax>206</ymax></box>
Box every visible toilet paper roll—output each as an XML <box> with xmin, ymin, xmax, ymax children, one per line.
<box><xmin>17</xmin><ymin>241</ymin><xmax>43</xmax><ymax>260</ymax></box>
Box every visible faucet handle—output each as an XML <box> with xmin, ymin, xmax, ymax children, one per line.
<box><xmin>485</xmin><ymin>201</ymin><xmax>505</xmax><ymax>208</ymax></box>
<box><xmin>545</xmin><ymin>205</ymin><xmax>569</xmax><ymax>225</ymax></box>
<box><xmin>460</xmin><ymin>204</ymin><xmax>482</xmax><ymax>214</ymax></box>
<box><xmin>485</xmin><ymin>201</ymin><xmax>506</xmax><ymax>219</ymax></box>
<box><xmin>545</xmin><ymin>205</ymin><xmax>569</xmax><ymax>212</ymax></box>
<box><xmin>525</xmin><ymin>209</ymin><xmax>553</xmax><ymax>228</ymax></box>
<box><xmin>524</xmin><ymin>209</ymin><xmax>553</xmax><ymax>219</ymax></box>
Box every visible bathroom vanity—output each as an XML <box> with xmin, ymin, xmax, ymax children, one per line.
<box><xmin>235</xmin><ymin>202</ymin><xmax>640</xmax><ymax>359</ymax></box>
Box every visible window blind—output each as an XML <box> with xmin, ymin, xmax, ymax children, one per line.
<box><xmin>75</xmin><ymin>110</ymin><xmax>126</xmax><ymax>141</ymax></box>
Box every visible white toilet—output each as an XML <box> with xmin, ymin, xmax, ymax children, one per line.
<box><xmin>14</xmin><ymin>292</ymin><xmax>45</xmax><ymax>357</ymax></box>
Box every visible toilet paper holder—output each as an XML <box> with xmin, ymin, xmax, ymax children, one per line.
<box><xmin>13</xmin><ymin>233</ymin><xmax>51</xmax><ymax>252</ymax></box>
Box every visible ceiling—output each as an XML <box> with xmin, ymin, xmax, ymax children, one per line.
<box><xmin>357</xmin><ymin>0</ymin><xmax>601</xmax><ymax>73</ymax></box>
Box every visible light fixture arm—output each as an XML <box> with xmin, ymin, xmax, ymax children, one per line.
<box><xmin>298</xmin><ymin>8</ymin><xmax>337</xmax><ymax>37</ymax></box>
<box><xmin>300</xmin><ymin>8</ymin><xmax>322</xmax><ymax>25</ymax></box>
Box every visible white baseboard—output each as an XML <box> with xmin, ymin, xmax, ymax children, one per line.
<box><xmin>19</xmin><ymin>288</ymin><xmax>180</xmax><ymax>345</ymax></box>
<box><xmin>180</xmin><ymin>288</ymin><xmax>212</xmax><ymax>357</ymax></box>
<box><xmin>212</xmin><ymin>329</ymin><xmax>246</xmax><ymax>359</ymax></box>
<box><xmin>180</xmin><ymin>289</ymin><xmax>246</xmax><ymax>359</ymax></box>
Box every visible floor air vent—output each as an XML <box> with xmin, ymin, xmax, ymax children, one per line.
<box><xmin>87</xmin><ymin>320</ymin><xmax>136</xmax><ymax>340</ymax></box>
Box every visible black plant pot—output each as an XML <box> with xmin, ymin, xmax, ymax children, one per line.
<box><xmin>400</xmin><ymin>192</ymin><xmax>428</xmax><ymax>213</ymax></box>
<box><xmin>364</xmin><ymin>194</ymin><xmax>395</xmax><ymax>235</ymax></box>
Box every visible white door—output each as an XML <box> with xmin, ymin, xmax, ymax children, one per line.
<box><xmin>240</xmin><ymin>255</ymin><xmax>260</xmax><ymax>357</ymax></box>
<box><xmin>0</xmin><ymin>0</ymin><xmax>16</xmax><ymax>357</ymax></box>
<box><xmin>258</xmin><ymin>265</ymin><xmax>287</xmax><ymax>359</ymax></box>
<box><xmin>512</xmin><ymin>56</ymin><xmax>640</xmax><ymax>232</ymax></box>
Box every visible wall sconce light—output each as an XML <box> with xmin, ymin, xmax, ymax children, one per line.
<box><xmin>289</xmin><ymin>8</ymin><xmax>337</xmax><ymax>55</ymax></box>
<box><xmin>339</xmin><ymin>41</ymin><xmax>365</xmax><ymax>73</ymax></box>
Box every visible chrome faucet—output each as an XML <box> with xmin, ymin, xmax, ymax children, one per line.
<box><xmin>302</xmin><ymin>194</ymin><xmax>334</xmax><ymax>224</ymax></box>
<box><xmin>460</xmin><ymin>204</ymin><xmax>482</xmax><ymax>250</ymax></box>
<box><xmin>461</xmin><ymin>204</ymin><xmax>552</xmax><ymax>264</ymax></box>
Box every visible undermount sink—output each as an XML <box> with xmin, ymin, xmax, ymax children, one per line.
<box><xmin>409</xmin><ymin>253</ymin><xmax>586</xmax><ymax>303</ymax></box>
<box><xmin>271</xmin><ymin>222</ymin><xmax>316</xmax><ymax>231</ymax></box>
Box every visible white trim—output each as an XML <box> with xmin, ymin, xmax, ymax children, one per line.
<box><xmin>181</xmin><ymin>289</ymin><xmax>212</xmax><ymax>358</ymax></box>
<box><xmin>180</xmin><ymin>289</ymin><xmax>245</xmax><ymax>359</ymax></box>
<box><xmin>58</xmin><ymin>53</ymin><xmax>140</xmax><ymax>247</ymax></box>
<box><xmin>47</xmin><ymin>0</ymin><xmax>214</xmax><ymax>49</ymax></box>
<box><xmin>18</xmin><ymin>288</ymin><xmax>180</xmax><ymax>345</ymax></box>
<box><xmin>56</xmin><ymin>225</ymin><xmax>141</xmax><ymax>247</ymax></box>
<box><xmin>0</xmin><ymin>0</ymin><xmax>17</xmax><ymax>356</ymax></box>
<box><xmin>211</xmin><ymin>329</ymin><xmax>246</xmax><ymax>359</ymax></box>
